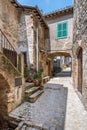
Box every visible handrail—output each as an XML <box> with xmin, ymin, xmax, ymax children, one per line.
<box><xmin>0</xmin><ymin>29</ymin><xmax>16</xmax><ymax>52</ymax></box>
<box><xmin>0</xmin><ymin>29</ymin><xmax>18</xmax><ymax>67</ymax></box>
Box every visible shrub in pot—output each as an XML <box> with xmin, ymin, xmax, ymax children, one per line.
<box><xmin>24</xmin><ymin>65</ymin><xmax>29</xmax><ymax>82</ymax></box>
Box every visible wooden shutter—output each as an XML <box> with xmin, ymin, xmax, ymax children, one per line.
<box><xmin>56</xmin><ymin>22</ymin><xmax>68</xmax><ymax>38</ymax></box>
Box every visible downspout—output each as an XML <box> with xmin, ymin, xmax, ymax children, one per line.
<box><xmin>36</xmin><ymin>27</ymin><xmax>39</xmax><ymax>72</ymax></box>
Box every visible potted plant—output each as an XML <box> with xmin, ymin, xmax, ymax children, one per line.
<box><xmin>34</xmin><ymin>71</ymin><xmax>44</xmax><ymax>86</ymax></box>
<box><xmin>24</xmin><ymin>64</ymin><xmax>29</xmax><ymax>82</ymax></box>
<box><xmin>33</xmin><ymin>73</ymin><xmax>39</xmax><ymax>86</ymax></box>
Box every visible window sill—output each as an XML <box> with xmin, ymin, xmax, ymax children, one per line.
<box><xmin>55</xmin><ymin>37</ymin><xmax>68</xmax><ymax>40</ymax></box>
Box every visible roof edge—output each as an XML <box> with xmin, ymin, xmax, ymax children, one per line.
<box><xmin>10</xmin><ymin>0</ymin><xmax>48</xmax><ymax>29</ymax></box>
<box><xmin>44</xmin><ymin>6</ymin><xmax>73</xmax><ymax>18</ymax></box>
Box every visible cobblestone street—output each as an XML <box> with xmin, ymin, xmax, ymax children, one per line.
<box><xmin>0</xmin><ymin>0</ymin><xmax>87</xmax><ymax>129</ymax></box>
<box><xmin>31</xmin><ymin>77</ymin><xmax>87</xmax><ymax>130</ymax></box>
<box><xmin>10</xmin><ymin>73</ymin><xmax>87</xmax><ymax>130</ymax></box>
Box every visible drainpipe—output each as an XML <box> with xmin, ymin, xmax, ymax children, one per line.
<box><xmin>36</xmin><ymin>28</ymin><xmax>39</xmax><ymax>72</ymax></box>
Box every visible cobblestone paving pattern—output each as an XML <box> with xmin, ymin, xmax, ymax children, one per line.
<box><xmin>10</xmin><ymin>77</ymin><xmax>87</xmax><ymax>130</ymax></box>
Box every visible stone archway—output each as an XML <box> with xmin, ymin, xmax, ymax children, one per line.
<box><xmin>47</xmin><ymin>51</ymin><xmax>72</xmax><ymax>76</ymax></box>
<box><xmin>77</xmin><ymin>47</ymin><xmax>83</xmax><ymax>93</ymax></box>
<box><xmin>0</xmin><ymin>74</ymin><xmax>12</xmax><ymax>128</ymax></box>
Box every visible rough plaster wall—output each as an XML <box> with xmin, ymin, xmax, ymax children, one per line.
<box><xmin>46</xmin><ymin>14</ymin><xmax>73</xmax><ymax>53</ymax></box>
<box><xmin>25</xmin><ymin>15</ymin><xmax>34</xmax><ymax>68</ymax></box>
<box><xmin>18</xmin><ymin>13</ymin><xmax>34</xmax><ymax>69</ymax></box>
<box><xmin>33</xmin><ymin>15</ymin><xmax>49</xmax><ymax>74</ymax></box>
<box><xmin>18</xmin><ymin>14</ymin><xmax>29</xmax><ymax>63</ymax></box>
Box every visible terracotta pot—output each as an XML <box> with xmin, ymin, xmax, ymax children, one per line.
<box><xmin>25</xmin><ymin>77</ymin><xmax>29</xmax><ymax>82</ymax></box>
<box><xmin>34</xmin><ymin>80</ymin><xmax>41</xmax><ymax>86</ymax></box>
<box><xmin>28</xmin><ymin>79</ymin><xmax>33</xmax><ymax>83</ymax></box>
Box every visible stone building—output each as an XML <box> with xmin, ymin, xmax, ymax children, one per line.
<box><xmin>18</xmin><ymin>5</ymin><xmax>50</xmax><ymax>76</ymax></box>
<box><xmin>44</xmin><ymin>7</ymin><xmax>73</xmax><ymax>72</ymax></box>
<box><xmin>0</xmin><ymin>0</ymin><xmax>50</xmax><ymax>125</ymax></box>
<box><xmin>73</xmin><ymin>0</ymin><xmax>87</xmax><ymax>108</ymax></box>
<box><xmin>0</xmin><ymin>0</ymin><xmax>26</xmax><ymax>126</ymax></box>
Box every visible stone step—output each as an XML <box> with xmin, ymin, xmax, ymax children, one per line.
<box><xmin>25</xmin><ymin>87</ymin><xmax>40</xmax><ymax>97</ymax></box>
<box><xmin>28</xmin><ymin>90</ymin><xmax>44</xmax><ymax>103</ymax></box>
<box><xmin>25</xmin><ymin>83</ymin><xmax>34</xmax><ymax>90</ymax></box>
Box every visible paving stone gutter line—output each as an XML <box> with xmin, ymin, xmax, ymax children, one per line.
<box><xmin>9</xmin><ymin>111</ymin><xmax>47</xmax><ymax>130</ymax></box>
<box><xmin>15</xmin><ymin>120</ymin><xmax>49</xmax><ymax>130</ymax></box>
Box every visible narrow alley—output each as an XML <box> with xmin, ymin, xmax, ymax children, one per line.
<box><xmin>0</xmin><ymin>0</ymin><xmax>87</xmax><ymax>130</ymax></box>
<box><xmin>9</xmin><ymin>69</ymin><xmax>87</xmax><ymax>130</ymax></box>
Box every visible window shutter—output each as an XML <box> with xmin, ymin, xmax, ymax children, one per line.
<box><xmin>66</xmin><ymin>22</ymin><xmax>68</xmax><ymax>37</ymax></box>
<box><xmin>63</xmin><ymin>23</ymin><xmax>67</xmax><ymax>30</ymax></box>
<box><xmin>58</xmin><ymin>31</ymin><xmax>62</xmax><ymax>37</ymax></box>
<box><xmin>57</xmin><ymin>24</ymin><xmax>62</xmax><ymax>38</ymax></box>
<box><xmin>56</xmin><ymin>22</ymin><xmax>68</xmax><ymax>38</ymax></box>
<box><xmin>56</xmin><ymin>24</ymin><xmax>59</xmax><ymax>38</ymax></box>
<box><xmin>58</xmin><ymin>24</ymin><xmax>62</xmax><ymax>31</ymax></box>
<box><xmin>63</xmin><ymin>22</ymin><xmax>68</xmax><ymax>37</ymax></box>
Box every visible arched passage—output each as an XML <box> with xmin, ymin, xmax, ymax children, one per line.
<box><xmin>48</xmin><ymin>51</ymin><xmax>71</xmax><ymax>58</ymax></box>
<box><xmin>47</xmin><ymin>51</ymin><xmax>72</xmax><ymax>77</ymax></box>
<box><xmin>77</xmin><ymin>47</ymin><xmax>83</xmax><ymax>93</ymax></box>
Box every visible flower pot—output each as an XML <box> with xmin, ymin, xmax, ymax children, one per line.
<box><xmin>25</xmin><ymin>77</ymin><xmax>29</xmax><ymax>82</ymax></box>
<box><xmin>34</xmin><ymin>80</ymin><xmax>41</xmax><ymax>86</ymax></box>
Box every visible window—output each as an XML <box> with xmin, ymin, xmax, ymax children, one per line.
<box><xmin>56</xmin><ymin>22</ymin><xmax>68</xmax><ymax>38</ymax></box>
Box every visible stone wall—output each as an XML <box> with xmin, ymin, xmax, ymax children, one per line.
<box><xmin>18</xmin><ymin>9</ymin><xmax>50</xmax><ymax>75</ymax></box>
<box><xmin>38</xmin><ymin>23</ymin><xmax>46</xmax><ymax>73</ymax></box>
<box><xmin>73</xmin><ymin>0</ymin><xmax>87</xmax><ymax>108</ymax></box>
<box><xmin>0</xmin><ymin>53</ymin><xmax>24</xmax><ymax>114</ymax></box>
<box><xmin>18</xmin><ymin>11</ymin><xmax>34</xmax><ymax>69</ymax></box>
<box><xmin>0</xmin><ymin>0</ymin><xmax>24</xmax><ymax>114</ymax></box>
<box><xmin>0</xmin><ymin>0</ymin><xmax>20</xmax><ymax>51</ymax></box>
<box><xmin>33</xmin><ymin>14</ymin><xmax>49</xmax><ymax>75</ymax></box>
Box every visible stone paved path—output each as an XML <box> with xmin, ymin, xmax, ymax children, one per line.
<box><xmin>10</xmin><ymin>76</ymin><xmax>87</xmax><ymax>130</ymax></box>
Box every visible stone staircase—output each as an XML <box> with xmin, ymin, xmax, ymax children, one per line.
<box><xmin>25</xmin><ymin>83</ymin><xmax>44</xmax><ymax>103</ymax></box>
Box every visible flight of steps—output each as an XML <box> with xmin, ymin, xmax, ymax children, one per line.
<box><xmin>25</xmin><ymin>83</ymin><xmax>44</xmax><ymax>103</ymax></box>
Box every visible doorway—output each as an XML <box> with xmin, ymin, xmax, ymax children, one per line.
<box><xmin>77</xmin><ymin>47</ymin><xmax>83</xmax><ymax>93</ymax></box>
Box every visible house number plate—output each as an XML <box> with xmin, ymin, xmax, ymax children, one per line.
<box><xmin>15</xmin><ymin>77</ymin><xmax>22</xmax><ymax>87</ymax></box>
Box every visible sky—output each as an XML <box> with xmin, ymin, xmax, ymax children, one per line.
<box><xmin>17</xmin><ymin>0</ymin><xmax>73</xmax><ymax>14</ymax></box>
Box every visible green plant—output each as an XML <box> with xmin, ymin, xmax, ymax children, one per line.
<box><xmin>63</xmin><ymin>64</ymin><xmax>67</xmax><ymax>69</ymax></box>
<box><xmin>24</xmin><ymin>64</ymin><xmax>29</xmax><ymax>78</ymax></box>
<box><xmin>32</xmin><ymin>74</ymin><xmax>36</xmax><ymax>80</ymax></box>
<box><xmin>37</xmin><ymin>71</ymin><xmax>44</xmax><ymax>78</ymax></box>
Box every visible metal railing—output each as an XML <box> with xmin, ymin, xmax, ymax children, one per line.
<box><xmin>0</xmin><ymin>29</ymin><xmax>18</xmax><ymax>67</ymax></box>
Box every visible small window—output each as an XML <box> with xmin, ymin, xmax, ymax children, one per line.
<box><xmin>56</xmin><ymin>22</ymin><xmax>68</xmax><ymax>38</ymax></box>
